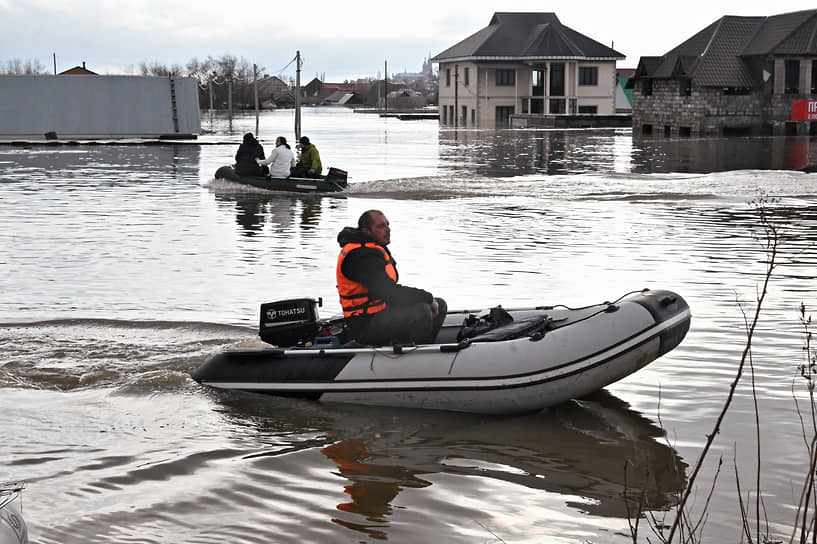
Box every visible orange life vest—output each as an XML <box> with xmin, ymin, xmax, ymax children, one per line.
<box><xmin>336</xmin><ymin>242</ymin><xmax>398</xmax><ymax>317</ymax></box>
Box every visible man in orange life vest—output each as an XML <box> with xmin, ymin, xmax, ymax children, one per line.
<box><xmin>336</xmin><ymin>210</ymin><xmax>447</xmax><ymax>345</ymax></box>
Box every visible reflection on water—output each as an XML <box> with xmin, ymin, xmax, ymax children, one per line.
<box><xmin>212</xmin><ymin>388</ymin><xmax>685</xmax><ymax>541</ymax></box>
<box><xmin>0</xmin><ymin>143</ymin><xmax>201</xmax><ymax>183</ymax></box>
<box><xmin>438</xmin><ymin>127</ymin><xmax>817</xmax><ymax>176</ymax></box>
<box><xmin>322</xmin><ymin>439</ymin><xmax>427</xmax><ymax>539</ymax></box>
<box><xmin>211</xmin><ymin>190</ymin><xmax>331</xmax><ymax>237</ymax></box>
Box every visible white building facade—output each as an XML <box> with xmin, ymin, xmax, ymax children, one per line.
<box><xmin>433</xmin><ymin>13</ymin><xmax>624</xmax><ymax>127</ymax></box>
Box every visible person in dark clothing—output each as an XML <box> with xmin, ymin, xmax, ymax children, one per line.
<box><xmin>336</xmin><ymin>210</ymin><xmax>446</xmax><ymax>346</ymax></box>
<box><xmin>234</xmin><ymin>132</ymin><xmax>266</xmax><ymax>177</ymax></box>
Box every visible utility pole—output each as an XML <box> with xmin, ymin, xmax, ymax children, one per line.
<box><xmin>227</xmin><ymin>77</ymin><xmax>233</xmax><ymax>130</ymax></box>
<box><xmin>384</xmin><ymin>60</ymin><xmax>388</xmax><ymax>113</ymax></box>
<box><xmin>295</xmin><ymin>50</ymin><xmax>302</xmax><ymax>142</ymax></box>
<box><xmin>253</xmin><ymin>63</ymin><xmax>259</xmax><ymax>135</ymax></box>
<box><xmin>208</xmin><ymin>72</ymin><xmax>214</xmax><ymax>129</ymax></box>
<box><xmin>52</xmin><ymin>53</ymin><xmax>56</xmax><ymax>75</ymax></box>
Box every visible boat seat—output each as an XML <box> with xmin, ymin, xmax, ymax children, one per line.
<box><xmin>468</xmin><ymin>314</ymin><xmax>553</xmax><ymax>342</ymax></box>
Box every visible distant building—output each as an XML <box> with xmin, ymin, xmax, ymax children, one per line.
<box><xmin>431</xmin><ymin>12</ymin><xmax>624</xmax><ymax>127</ymax></box>
<box><xmin>300</xmin><ymin>77</ymin><xmax>324</xmax><ymax>103</ymax></box>
<box><xmin>256</xmin><ymin>75</ymin><xmax>292</xmax><ymax>108</ymax></box>
<box><xmin>616</xmin><ymin>68</ymin><xmax>635</xmax><ymax>113</ymax></box>
<box><xmin>298</xmin><ymin>79</ymin><xmax>365</xmax><ymax>104</ymax></box>
<box><xmin>390</xmin><ymin>56</ymin><xmax>436</xmax><ymax>91</ymax></box>
<box><xmin>59</xmin><ymin>63</ymin><xmax>98</xmax><ymax>75</ymax></box>
<box><xmin>322</xmin><ymin>90</ymin><xmax>364</xmax><ymax>105</ymax></box>
<box><xmin>629</xmin><ymin>9</ymin><xmax>817</xmax><ymax>136</ymax></box>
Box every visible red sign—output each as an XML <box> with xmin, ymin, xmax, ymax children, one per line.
<box><xmin>792</xmin><ymin>100</ymin><xmax>817</xmax><ymax>121</ymax></box>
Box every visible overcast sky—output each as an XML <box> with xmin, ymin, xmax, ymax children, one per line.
<box><xmin>2</xmin><ymin>0</ymin><xmax>816</xmax><ymax>81</ymax></box>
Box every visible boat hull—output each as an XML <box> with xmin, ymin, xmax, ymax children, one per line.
<box><xmin>192</xmin><ymin>289</ymin><xmax>691</xmax><ymax>414</ymax></box>
<box><xmin>0</xmin><ymin>482</ymin><xmax>28</xmax><ymax>544</ymax></box>
<box><xmin>214</xmin><ymin>165</ymin><xmax>347</xmax><ymax>193</ymax></box>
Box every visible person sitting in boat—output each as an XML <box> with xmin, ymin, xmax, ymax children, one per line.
<box><xmin>255</xmin><ymin>136</ymin><xmax>295</xmax><ymax>178</ymax></box>
<box><xmin>336</xmin><ymin>209</ymin><xmax>447</xmax><ymax>346</ymax></box>
<box><xmin>235</xmin><ymin>132</ymin><xmax>266</xmax><ymax>177</ymax></box>
<box><xmin>291</xmin><ymin>136</ymin><xmax>322</xmax><ymax>178</ymax></box>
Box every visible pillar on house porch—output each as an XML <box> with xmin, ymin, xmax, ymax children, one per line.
<box><xmin>773</xmin><ymin>59</ymin><xmax>786</xmax><ymax>95</ymax></box>
<box><xmin>801</xmin><ymin>59</ymin><xmax>812</xmax><ymax>96</ymax></box>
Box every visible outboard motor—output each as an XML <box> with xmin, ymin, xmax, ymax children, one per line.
<box><xmin>259</xmin><ymin>298</ymin><xmax>321</xmax><ymax>347</ymax></box>
<box><xmin>325</xmin><ymin>167</ymin><xmax>348</xmax><ymax>187</ymax></box>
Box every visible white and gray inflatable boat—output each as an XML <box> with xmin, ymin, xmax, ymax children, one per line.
<box><xmin>192</xmin><ymin>289</ymin><xmax>691</xmax><ymax>415</ymax></box>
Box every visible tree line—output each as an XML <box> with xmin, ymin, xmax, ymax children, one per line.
<box><xmin>1</xmin><ymin>55</ymin><xmax>275</xmax><ymax>109</ymax></box>
<box><xmin>2</xmin><ymin>55</ymin><xmax>437</xmax><ymax>110</ymax></box>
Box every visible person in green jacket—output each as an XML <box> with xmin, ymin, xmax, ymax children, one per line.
<box><xmin>292</xmin><ymin>136</ymin><xmax>322</xmax><ymax>178</ymax></box>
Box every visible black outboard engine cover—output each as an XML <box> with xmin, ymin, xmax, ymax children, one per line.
<box><xmin>259</xmin><ymin>298</ymin><xmax>320</xmax><ymax>347</ymax></box>
<box><xmin>325</xmin><ymin>167</ymin><xmax>348</xmax><ymax>187</ymax></box>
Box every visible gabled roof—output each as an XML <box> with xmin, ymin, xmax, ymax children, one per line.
<box><xmin>742</xmin><ymin>9</ymin><xmax>817</xmax><ymax>56</ymax></box>
<box><xmin>637</xmin><ymin>9</ymin><xmax>817</xmax><ymax>87</ymax></box>
<box><xmin>322</xmin><ymin>82</ymin><xmax>364</xmax><ymax>92</ymax></box>
<box><xmin>59</xmin><ymin>65</ymin><xmax>98</xmax><ymax>75</ymax></box>
<box><xmin>431</xmin><ymin>12</ymin><xmax>623</xmax><ymax>62</ymax></box>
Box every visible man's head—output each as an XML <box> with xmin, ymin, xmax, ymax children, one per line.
<box><xmin>358</xmin><ymin>210</ymin><xmax>390</xmax><ymax>246</ymax></box>
<box><xmin>299</xmin><ymin>136</ymin><xmax>310</xmax><ymax>148</ymax></box>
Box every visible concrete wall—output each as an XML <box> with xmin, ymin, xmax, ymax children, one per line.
<box><xmin>0</xmin><ymin>75</ymin><xmax>201</xmax><ymax>139</ymax></box>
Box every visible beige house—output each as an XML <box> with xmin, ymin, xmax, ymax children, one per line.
<box><xmin>431</xmin><ymin>12</ymin><xmax>624</xmax><ymax>128</ymax></box>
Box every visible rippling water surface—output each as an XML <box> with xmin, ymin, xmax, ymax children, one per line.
<box><xmin>2</xmin><ymin>108</ymin><xmax>817</xmax><ymax>543</ymax></box>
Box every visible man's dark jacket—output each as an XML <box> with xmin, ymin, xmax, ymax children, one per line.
<box><xmin>336</xmin><ymin>227</ymin><xmax>433</xmax><ymax>329</ymax></box>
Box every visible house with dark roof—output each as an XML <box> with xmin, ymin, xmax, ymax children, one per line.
<box><xmin>256</xmin><ymin>75</ymin><xmax>292</xmax><ymax>108</ymax></box>
<box><xmin>58</xmin><ymin>62</ymin><xmax>97</xmax><ymax>75</ymax></box>
<box><xmin>431</xmin><ymin>12</ymin><xmax>624</xmax><ymax>127</ymax></box>
<box><xmin>629</xmin><ymin>9</ymin><xmax>817</xmax><ymax>136</ymax></box>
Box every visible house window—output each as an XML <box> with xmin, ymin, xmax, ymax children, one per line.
<box><xmin>471</xmin><ymin>109</ymin><xmax>475</xmax><ymax>124</ymax></box>
<box><xmin>578</xmin><ymin>105</ymin><xmax>597</xmax><ymax>114</ymax></box>
<box><xmin>461</xmin><ymin>105</ymin><xmax>467</xmax><ymax>125</ymax></box>
<box><xmin>680</xmin><ymin>78</ymin><xmax>692</xmax><ymax>96</ymax></box>
<box><xmin>642</xmin><ymin>79</ymin><xmax>653</xmax><ymax>96</ymax></box>
<box><xmin>496</xmin><ymin>69</ymin><xmax>515</xmax><ymax>86</ymax></box>
<box><xmin>464</xmin><ymin>67</ymin><xmax>470</xmax><ymax>86</ymax></box>
<box><xmin>549</xmin><ymin>99</ymin><xmax>566</xmax><ymax>114</ymax></box>
<box><xmin>785</xmin><ymin>60</ymin><xmax>800</xmax><ymax>94</ymax></box>
<box><xmin>446</xmin><ymin>68</ymin><xmax>451</xmax><ymax>87</ymax></box>
<box><xmin>578</xmin><ymin>67</ymin><xmax>598</xmax><ymax>86</ymax></box>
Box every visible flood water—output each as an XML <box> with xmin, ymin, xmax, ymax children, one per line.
<box><xmin>2</xmin><ymin>107</ymin><xmax>817</xmax><ymax>543</ymax></box>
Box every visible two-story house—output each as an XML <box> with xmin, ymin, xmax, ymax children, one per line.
<box><xmin>431</xmin><ymin>12</ymin><xmax>624</xmax><ymax>128</ymax></box>
<box><xmin>629</xmin><ymin>9</ymin><xmax>817</xmax><ymax>136</ymax></box>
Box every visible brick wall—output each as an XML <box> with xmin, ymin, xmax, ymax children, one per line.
<box><xmin>632</xmin><ymin>79</ymin><xmax>773</xmax><ymax>135</ymax></box>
